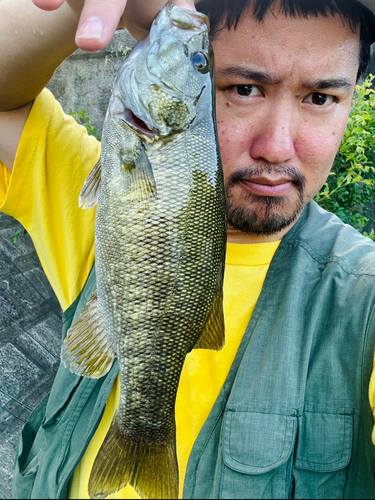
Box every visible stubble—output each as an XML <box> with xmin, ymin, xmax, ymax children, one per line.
<box><xmin>225</xmin><ymin>164</ymin><xmax>307</xmax><ymax>236</ymax></box>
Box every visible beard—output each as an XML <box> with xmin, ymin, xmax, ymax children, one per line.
<box><xmin>225</xmin><ymin>163</ymin><xmax>307</xmax><ymax>236</ymax></box>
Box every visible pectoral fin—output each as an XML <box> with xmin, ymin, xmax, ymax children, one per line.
<box><xmin>61</xmin><ymin>292</ymin><xmax>116</xmax><ymax>379</ymax></box>
<box><xmin>121</xmin><ymin>138</ymin><xmax>157</xmax><ymax>203</ymax></box>
<box><xmin>79</xmin><ymin>160</ymin><xmax>101</xmax><ymax>209</ymax></box>
<box><xmin>194</xmin><ymin>286</ymin><xmax>225</xmax><ymax>351</ymax></box>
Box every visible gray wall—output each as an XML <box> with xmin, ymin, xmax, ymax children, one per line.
<box><xmin>47</xmin><ymin>29</ymin><xmax>136</xmax><ymax>136</ymax></box>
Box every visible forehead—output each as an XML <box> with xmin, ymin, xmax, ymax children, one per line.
<box><xmin>212</xmin><ymin>9</ymin><xmax>360</xmax><ymax>84</ymax></box>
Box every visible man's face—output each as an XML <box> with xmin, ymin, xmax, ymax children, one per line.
<box><xmin>212</xmin><ymin>8</ymin><xmax>360</xmax><ymax>242</ymax></box>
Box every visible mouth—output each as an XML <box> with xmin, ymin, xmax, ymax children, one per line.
<box><xmin>240</xmin><ymin>176</ymin><xmax>294</xmax><ymax>197</ymax></box>
<box><xmin>124</xmin><ymin>109</ymin><xmax>156</xmax><ymax>138</ymax></box>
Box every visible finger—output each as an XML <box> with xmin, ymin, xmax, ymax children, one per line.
<box><xmin>32</xmin><ymin>0</ymin><xmax>65</xmax><ymax>11</ymax></box>
<box><xmin>173</xmin><ymin>0</ymin><xmax>196</xmax><ymax>10</ymax></box>
<box><xmin>75</xmin><ymin>0</ymin><xmax>127</xmax><ymax>51</ymax></box>
<box><xmin>122</xmin><ymin>0</ymin><xmax>168</xmax><ymax>40</ymax></box>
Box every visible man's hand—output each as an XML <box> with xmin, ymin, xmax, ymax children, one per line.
<box><xmin>32</xmin><ymin>0</ymin><xmax>196</xmax><ymax>50</ymax></box>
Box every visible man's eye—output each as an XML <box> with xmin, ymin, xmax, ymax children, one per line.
<box><xmin>234</xmin><ymin>85</ymin><xmax>261</xmax><ymax>97</ymax></box>
<box><xmin>305</xmin><ymin>93</ymin><xmax>335</xmax><ymax>106</ymax></box>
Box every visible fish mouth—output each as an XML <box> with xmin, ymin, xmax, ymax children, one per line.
<box><xmin>124</xmin><ymin>109</ymin><xmax>157</xmax><ymax>139</ymax></box>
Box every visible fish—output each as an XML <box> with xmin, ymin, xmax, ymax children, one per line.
<box><xmin>61</xmin><ymin>2</ymin><xmax>227</xmax><ymax>499</ymax></box>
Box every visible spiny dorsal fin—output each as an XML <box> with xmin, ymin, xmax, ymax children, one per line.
<box><xmin>61</xmin><ymin>292</ymin><xmax>116</xmax><ymax>378</ymax></box>
<box><xmin>79</xmin><ymin>160</ymin><xmax>101</xmax><ymax>209</ymax></box>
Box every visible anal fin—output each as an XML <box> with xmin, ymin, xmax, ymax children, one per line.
<box><xmin>61</xmin><ymin>292</ymin><xmax>115</xmax><ymax>378</ymax></box>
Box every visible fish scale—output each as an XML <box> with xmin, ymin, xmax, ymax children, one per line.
<box><xmin>61</xmin><ymin>2</ymin><xmax>226</xmax><ymax>499</ymax></box>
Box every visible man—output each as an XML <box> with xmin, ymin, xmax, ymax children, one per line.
<box><xmin>1</xmin><ymin>0</ymin><xmax>375</xmax><ymax>498</ymax></box>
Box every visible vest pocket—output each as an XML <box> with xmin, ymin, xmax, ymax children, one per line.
<box><xmin>293</xmin><ymin>406</ymin><xmax>354</xmax><ymax>499</ymax></box>
<box><xmin>220</xmin><ymin>409</ymin><xmax>297</xmax><ymax>498</ymax></box>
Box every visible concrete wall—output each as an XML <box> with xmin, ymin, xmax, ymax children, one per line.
<box><xmin>47</xmin><ymin>29</ymin><xmax>136</xmax><ymax>136</ymax></box>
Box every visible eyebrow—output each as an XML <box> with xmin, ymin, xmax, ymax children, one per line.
<box><xmin>217</xmin><ymin>67</ymin><xmax>277</xmax><ymax>84</ymax></box>
<box><xmin>217</xmin><ymin>67</ymin><xmax>353</xmax><ymax>91</ymax></box>
<box><xmin>310</xmin><ymin>78</ymin><xmax>353</xmax><ymax>90</ymax></box>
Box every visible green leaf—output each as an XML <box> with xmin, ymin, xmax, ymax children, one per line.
<box><xmin>69</xmin><ymin>110</ymin><xmax>101</xmax><ymax>141</ymax></box>
<box><xmin>12</xmin><ymin>228</ymin><xmax>27</xmax><ymax>244</ymax></box>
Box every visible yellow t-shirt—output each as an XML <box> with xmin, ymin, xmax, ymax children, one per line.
<box><xmin>2</xmin><ymin>89</ymin><xmax>375</xmax><ymax>497</ymax></box>
<box><xmin>0</xmin><ymin>89</ymin><xmax>99</xmax><ymax>311</ymax></box>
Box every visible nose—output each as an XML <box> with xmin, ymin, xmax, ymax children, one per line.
<box><xmin>250</xmin><ymin>105</ymin><xmax>296</xmax><ymax>164</ymax></box>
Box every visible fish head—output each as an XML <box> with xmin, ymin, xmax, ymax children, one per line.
<box><xmin>111</xmin><ymin>2</ymin><xmax>213</xmax><ymax>141</ymax></box>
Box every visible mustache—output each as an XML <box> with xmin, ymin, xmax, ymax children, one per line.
<box><xmin>226</xmin><ymin>164</ymin><xmax>306</xmax><ymax>192</ymax></box>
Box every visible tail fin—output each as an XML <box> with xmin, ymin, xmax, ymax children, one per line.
<box><xmin>88</xmin><ymin>421</ymin><xmax>179</xmax><ymax>499</ymax></box>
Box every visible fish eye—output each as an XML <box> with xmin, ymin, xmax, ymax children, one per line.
<box><xmin>192</xmin><ymin>52</ymin><xmax>209</xmax><ymax>74</ymax></box>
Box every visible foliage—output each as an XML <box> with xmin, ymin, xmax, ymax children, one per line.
<box><xmin>314</xmin><ymin>74</ymin><xmax>375</xmax><ymax>241</ymax></box>
<box><xmin>69</xmin><ymin>109</ymin><xmax>101</xmax><ymax>141</ymax></box>
<box><xmin>12</xmin><ymin>228</ymin><xmax>27</xmax><ymax>244</ymax></box>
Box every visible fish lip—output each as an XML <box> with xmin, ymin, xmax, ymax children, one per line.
<box><xmin>169</xmin><ymin>3</ymin><xmax>209</xmax><ymax>32</ymax></box>
<box><xmin>123</xmin><ymin>109</ymin><xmax>157</xmax><ymax>139</ymax></box>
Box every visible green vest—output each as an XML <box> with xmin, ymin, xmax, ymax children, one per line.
<box><xmin>12</xmin><ymin>201</ymin><xmax>375</xmax><ymax>499</ymax></box>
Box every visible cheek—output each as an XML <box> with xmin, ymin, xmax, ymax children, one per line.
<box><xmin>296</xmin><ymin>125</ymin><xmax>344</xmax><ymax>190</ymax></box>
<box><xmin>216</xmin><ymin>105</ymin><xmax>252</xmax><ymax>167</ymax></box>
<box><xmin>216</xmin><ymin>119</ymin><xmax>235</xmax><ymax>165</ymax></box>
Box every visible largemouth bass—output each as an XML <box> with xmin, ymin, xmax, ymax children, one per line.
<box><xmin>61</xmin><ymin>3</ymin><xmax>226</xmax><ymax>498</ymax></box>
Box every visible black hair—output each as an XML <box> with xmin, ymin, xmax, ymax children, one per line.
<box><xmin>196</xmin><ymin>0</ymin><xmax>375</xmax><ymax>80</ymax></box>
